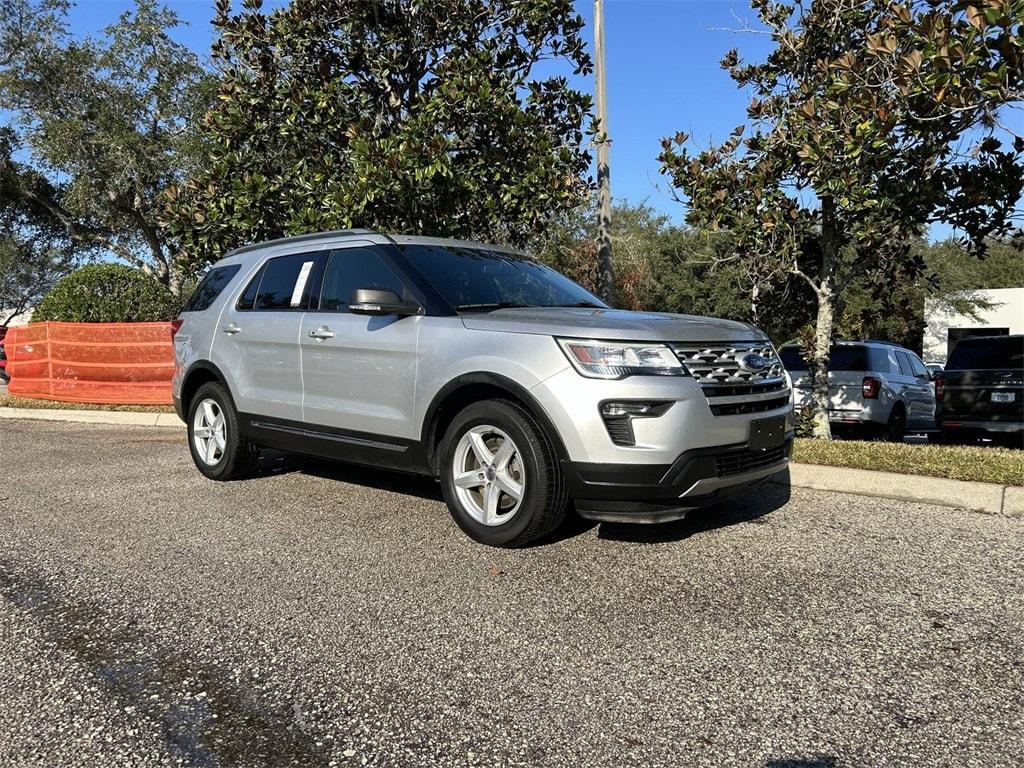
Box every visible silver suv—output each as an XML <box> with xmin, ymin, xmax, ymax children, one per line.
<box><xmin>780</xmin><ymin>340</ymin><xmax>936</xmax><ymax>441</ymax></box>
<box><xmin>173</xmin><ymin>231</ymin><xmax>793</xmax><ymax>547</ymax></box>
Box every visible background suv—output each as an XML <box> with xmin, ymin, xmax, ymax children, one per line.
<box><xmin>780</xmin><ymin>340</ymin><xmax>935</xmax><ymax>441</ymax></box>
<box><xmin>935</xmin><ymin>335</ymin><xmax>1023</xmax><ymax>447</ymax></box>
<box><xmin>173</xmin><ymin>230</ymin><xmax>793</xmax><ymax>547</ymax></box>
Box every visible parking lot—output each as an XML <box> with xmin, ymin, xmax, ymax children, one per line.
<box><xmin>2</xmin><ymin>419</ymin><xmax>1023</xmax><ymax>767</ymax></box>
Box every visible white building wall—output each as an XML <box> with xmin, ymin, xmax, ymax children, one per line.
<box><xmin>924</xmin><ymin>287</ymin><xmax>1024</xmax><ymax>363</ymax></box>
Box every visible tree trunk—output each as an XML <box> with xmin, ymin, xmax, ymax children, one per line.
<box><xmin>810</xmin><ymin>286</ymin><xmax>835</xmax><ymax>439</ymax></box>
<box><xmin>810</xmin><ymin>197</ymin><xmax>839</xmax><ymax>440</ymax></box>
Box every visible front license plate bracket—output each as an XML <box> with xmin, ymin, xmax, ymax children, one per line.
<box><xmin>749</xmin><ymin>415</ymin><xmax>787</xmax><ymax>450</ymax></box>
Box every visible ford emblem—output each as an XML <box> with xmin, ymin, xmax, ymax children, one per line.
<box><xmin>740</xmin><ymin>353</ymin><xmax>769</xmax><ymax>372</ymax></box>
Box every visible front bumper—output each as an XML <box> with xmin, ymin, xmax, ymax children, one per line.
<box><xmin>565</xmin><ymin>436</ymin><xmax>793</xmax><ymax>523</ymax></box>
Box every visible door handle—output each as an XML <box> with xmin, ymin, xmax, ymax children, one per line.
<box><xmin>222</xmin><ymin>323</ymin><xmax>241</xmax><ymax>335</ymax></box>
<box><xmin>308</xmin><ymin>326</ymin><xmax>335</xmax><ymax>340</ymax></box>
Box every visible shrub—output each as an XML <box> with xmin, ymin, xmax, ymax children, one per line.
<box><xmin>33</xmin><ymin>264</ymin><xmax>182</xmax><ymax>323</ymax></box>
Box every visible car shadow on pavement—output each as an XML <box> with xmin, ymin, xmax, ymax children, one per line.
<box><xmin>593</xmin><ymin>475</ymin><xmax>792</xmax><ymax>545</ymax></box>
<box><xmin>260</xmin><ymin>451</ymin><xmax>445</xmax><ymax>502</ymax></box>
<box><xmin>256</xmin><ymin>453</ymin><xmax>791</xmax><ymax>547</ymax></box>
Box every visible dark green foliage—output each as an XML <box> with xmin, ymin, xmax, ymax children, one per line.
<box><xmin>165</xmin><ymin>0</ymin><xmax>594</xmax><ymax>270</ymax></box>
<box><xmin>33</xmin><ymin>264</ymin><xmax>182</xmax><ymax>323</ymax></box>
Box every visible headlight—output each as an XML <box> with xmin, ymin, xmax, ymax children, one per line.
<box><xmin>556</xmin><ymin>338</ymin><xmax>689</xmax><ymax>379</ymax></box>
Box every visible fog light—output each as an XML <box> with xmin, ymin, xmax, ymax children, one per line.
<box><xmin>599</xmin><ymin>400</ymin><xmax>673</xmax><ymax>446</ymax></box>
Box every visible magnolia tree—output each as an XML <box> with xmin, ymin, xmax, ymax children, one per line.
<box><xmin>660</xmin><ymin>0</ymin><xmax>1024</xmax><ymax>438</ymax></box>
<box><xmin>165</xmin><ymin>0</ymin><xmax>595</xmax><ymax>270</ymax></box>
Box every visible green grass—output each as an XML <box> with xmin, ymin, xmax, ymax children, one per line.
<box><xmin>0</xmin><ymin>394</ymin><xmax>174</xmax><ymax>413</ymax></box>
<box><xmin>793</xmin><ymin>437</ymin><xmax>1023</xmax><ymax>487</ymax></box>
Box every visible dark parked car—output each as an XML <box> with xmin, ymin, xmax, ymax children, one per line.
<box><xmin>0</xmin><ymin>325</ymin><xmax>8</xmax><ymax>383</ymax></box>
<box><xmin>935</xmin><ymin>335</ymin><xmax>1023</xmax><ymax>447</ymax></box>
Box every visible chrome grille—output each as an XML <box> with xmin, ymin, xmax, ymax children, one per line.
<box><xmin>672</xmin><ymin>341</ymin><xmax>790</xmax><ymax>416</ymax></box>
<box><xmin>671</xmin><ymin>341</ymin><xmax>785</xmax><ymax>384</ymax></box>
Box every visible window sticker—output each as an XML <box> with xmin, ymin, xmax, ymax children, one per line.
<box><xmin>290</xmin><ymin>261</ymin><xmax>315</xmax><ymax>307</ymax></box>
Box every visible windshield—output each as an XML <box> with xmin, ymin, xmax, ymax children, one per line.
<box><xmin>946</xmin><ymin>336</ymin><xmax>1024</xmax><ymax>370</ymax></box>
<box><xmin>394</xmin><ymin>244</ymin><xmax>607</xmax><ymax>311</ymax></box>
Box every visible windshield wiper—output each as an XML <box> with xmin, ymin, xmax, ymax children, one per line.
<box><xmin>553</xmin><ymin>301</ymin><xmax>605</xmax><ymax>309</ymax></box>
<box><xmin>454</xmin><ymin>302</ymin><xmax>531</xmax><ymax>312</ymax></box>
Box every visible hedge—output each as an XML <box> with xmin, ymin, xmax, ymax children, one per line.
<box><xmin>33</xmin><ymin>264</ymin><xmax>182</xmax><ymax>323</ymax></box>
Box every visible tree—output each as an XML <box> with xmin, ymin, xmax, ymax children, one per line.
<box><xmin>660</xmin><ymin>0</ymin><xmax>1024</xmax><ymax>438</ymax></box>
<box><xmin>164</xmin><ymin>0</ymin><xmax>594</xmax><ymax>270</ymax></box>
<box><xmin>0</xmin><ymin>236</ymin><xmax>73</xmax><ymax>325</ymax></box>
<box><xmin>0</xmin><ymin>0</ymin><xmax>214</xmax><ymax>292</ymax></box>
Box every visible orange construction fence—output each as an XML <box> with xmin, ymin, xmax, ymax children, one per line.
<box><xmin>5</xmin><ymin>322</ymin><xmax>175</xmax><ymax>405</ymax></box>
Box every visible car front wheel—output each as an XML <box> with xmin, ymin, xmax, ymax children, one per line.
<box><xmin>438</xmin><ymin>399</ymin><xmax>566</xmax><ymax>547</ymax></box>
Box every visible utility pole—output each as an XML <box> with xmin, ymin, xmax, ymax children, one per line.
<box><xmin>594</xmin><ymin>0</ymin><xmax>615</xmax><ymax>305</ymax></box>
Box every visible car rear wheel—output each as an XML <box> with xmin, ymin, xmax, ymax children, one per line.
<box><xmin>438</xmin><ymin>399</ymin><xmax>566</xmax><ymax>547</ymax></box>
<box><xmin>884</xmin><ymin>406</ymin><xmax>906</xmax><ymax>443</ymax></box>
<box><xmin>187</xmin><ymin>382</ymin><xmax>260</xmax><ymax>480</ymax></box>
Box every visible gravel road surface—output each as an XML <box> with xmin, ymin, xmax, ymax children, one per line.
<box><xmin>1</xmin><ymin>419</ymin><xmax>1022</xmax><ymax>767</ymax></box>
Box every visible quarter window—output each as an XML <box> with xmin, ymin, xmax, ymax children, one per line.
<box><xmin>318</xmin><ymin>248</ymin><xmax>406</xmax><ymax>311</ymax></box>
<box><xmin>184</xmin><ymin>265</ymin><xmax>241</xmax><ymax>312</ymax></box>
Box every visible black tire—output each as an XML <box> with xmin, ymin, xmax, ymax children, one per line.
<box><xmin>438</xmin><ymin>399</ymin><xmax>567</xmax><ymax>548</ymax></box>
<box><xmin>186</xmin><ymin>381</ymin><xmax>260</xmax><ymax>481</ymax></box>
<box><xmin>884</xmin><ymin>405</ymin><xmax>907</xmax><ymax>443</ymax></box>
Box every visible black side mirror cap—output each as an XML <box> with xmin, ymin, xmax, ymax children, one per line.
<box><xmin>349</xmin><ymin>288</ymin><xmax>422</xmax><ymax>317</ymax></box>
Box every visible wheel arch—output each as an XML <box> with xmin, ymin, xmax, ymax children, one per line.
<box><xmin>421</xmin><ymin>373</ymin><xmax>568</xmax><ymax>474</ymax></box>
<box><xmin>180</xmin><ymin>361</ymin><xmax>233</xmax><ymax>418</ymax></box>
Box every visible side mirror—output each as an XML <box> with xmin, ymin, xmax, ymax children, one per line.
<box><xmin>349</xmin><ymin>288</ymin><xmax>422</xmax><ymax>317</ymax></box>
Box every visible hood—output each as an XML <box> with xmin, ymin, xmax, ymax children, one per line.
<box><xmin>459</xmin><ymin>307</ymin><xmax>766</xmax><ymax>343</ymax></box>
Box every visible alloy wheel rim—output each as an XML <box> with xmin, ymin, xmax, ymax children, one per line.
<box><xmin>452</xmin><ymin>424</ymin><xmax>525</xmax><ymax>526</ymax></box>
<box><xmin>192</xmin><ymin>398</ymin><xmax>227</xmax><ymax>466</ymax></box>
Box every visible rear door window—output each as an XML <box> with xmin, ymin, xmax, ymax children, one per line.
<box><xmin>183</xmin><ymin>265</ymin><xmax>241</xmax><ymax>312</ymax></box>
<box><xmin>239</xmin><ymin>252</ymin><xmax>324</xmax><ymax>311</ymax></box>
<box><xmin>895</xmin><ymin>351</ymin><xmax>914</xmax><ymax>377</ymax></box>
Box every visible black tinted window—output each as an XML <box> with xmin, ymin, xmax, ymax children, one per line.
<box><xmin>947</xmin><ymin>337</ymin><xmax>1024</xmax><ymax>370</ymax></box>
<box><xmin>780</xmin><ymin>346</ymin><xmax>807</xmax><ymax>371</ymax></box>
<box><xmin>253</xmin><ymin>252</ymin><xmax>321</xmax><ymax>311</ymax></box>
<box><xmin>397</xmin><ymin>244</ymin><xmax>605</xmax><ymax>310</ymax></box>
<box><xmin>237</xmin><ymin>266</ymin><xmax>263</xmax><ymax>311</ymax></box>
<box><xmin>184</xmin><ymin>265</ymin><xmax>241</xmax><ymax>312</ymax></box>
<box><xmin>779</xmin><ymin>344</ymin><xmax>887</xmax><ymax>372</ymax></box>
<box><xmin>319</xmin><ymin>248</ymin><xmax>405</xmax><ymax>311</ymax></box>
<box><xmin>895</xmin><ymin>351</ymin><xmax>914</xmax><ymax>376</ymax></box>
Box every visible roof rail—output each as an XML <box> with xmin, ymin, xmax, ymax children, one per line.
<box><xmin>862</xmin><ymin>339</ymin><xmax>902</xmax><ymax>347</ymax></box>
<box><xmin>226</xmin><ymin>229</ymin><xmax>379</xmax><ymax>257</ymax></box>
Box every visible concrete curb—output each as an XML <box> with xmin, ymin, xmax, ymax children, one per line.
<box><xmin>0</xmin><ymin>407</ymin><xmax>183</xmax><ymax>428</ymax></box>
<box><xmin>779</xmin><ymin>463</ymin><xmax>1021</xmax><ymax>517</ymax></box>
<box><xmin>1</xmin><ymin>406</ymin><xmax>1020</xmax><ymax>516</ymax></box>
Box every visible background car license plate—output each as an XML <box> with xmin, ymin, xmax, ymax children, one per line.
<box><xmin>992</xmin><ymin>392</ymin><xmax>1016</xmax><ymax>403</ymax></box>
<box><xmin>749</xmin><ymin>415</ymin><xmax>786</xmax><ymax>449</ymax></box>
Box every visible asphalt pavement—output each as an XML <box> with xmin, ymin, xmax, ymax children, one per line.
<box><xmin>1</xmin><ymin>419</ymin><xmax>1022</xmax><ymax>767</ymax></box>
